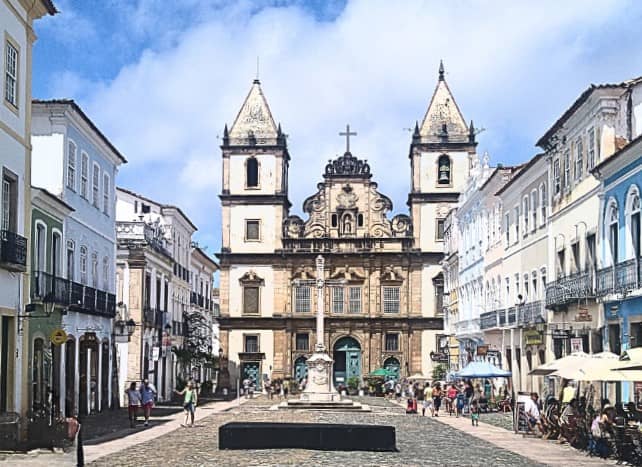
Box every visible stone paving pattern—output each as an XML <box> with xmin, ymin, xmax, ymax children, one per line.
<box><xmin>89</xmin><ymin>397</ymin><xmax>544</xmax><ymax>467</ymax></box>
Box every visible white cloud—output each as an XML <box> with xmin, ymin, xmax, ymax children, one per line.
<box><xmin>50</xmin><ymin>0</ymin><xmax>642</xmax><ymax>252</ymax></box>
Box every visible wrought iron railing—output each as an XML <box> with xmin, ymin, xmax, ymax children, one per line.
<box><xmin>281</xmin><ymin>236</ymin><xmax>414</xmax><ymax>253</ymax></box>
<box><xmin>0</xmin><ymin>230</ymin><xmax>27</xmax><ymax>270</ymax></box>
<box><xmin>596</xmin><ymin>258</ymin><xmax>641</xmax><ymax>297</ymax></box>
<box><xmin>546</xmin><ymin>271</ymin><xmax>595</xmax><ymax>307</ymax></box>
<box><xmin>507</xmin><ymin>307</ymin><xmax>517</xmax><ymax>325</ymax></box>
<box><xmin>31</xmin><ymin>271</ymin><xmax>70</xmax><ymax>305</ymax></box>
<box><xmin>66</xmin><ymin>280</ymin><xmax>115</xmax><ymax>318</ymax></box>
<box><xmin>480</xmin><ymin>311</ymin><xmax>497</xmax><ymax>330</ymax></box>
<box><xmin>518</xmin><ymin>301</ymin><xmax>545</xmax><ymax>326</ymax></box>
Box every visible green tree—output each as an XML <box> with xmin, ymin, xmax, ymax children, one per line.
<box><xmin>432</xmin><ymin>363</ymin><xmax>447</xmax><ymax>381</ymax></box>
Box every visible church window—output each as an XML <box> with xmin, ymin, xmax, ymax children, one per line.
<box><xmin>553</xmin><ymin>159</ymin><xmax>561</xmax><ymax>195</ymax></box>
<box><xmin>437</xmin><ymin>155</ymin><xmax>451</xmax><ymax>185</ymax></box>
<box><xmin>243</xmin><ymin>286</ymin><xmax>259</xmax><ymax>314</ymax></box>
<box><xmin>294</xmin><ymin>286</ymin><xmax>311</xmax><ymax>313</ymax></box>
<box><xmin>331</xmin><ymin>214</ymin><xmax>338</xmax><ymax>228</ymax></box>
<box><xmin>245</xmin><ymin>220</ymin><xmax>260</xmax><ymax>241</ymax></box>
<box><xmin>385</xmin><ymin>333</ymin><xmax>399</xmax><ymax>352</ymax></box>
<box><xmin>357</xmin><ymin>213</ymin><xmax>364</xmax><ymax>227</ymax></box>
<box><xmin>436</xmin><ymin>219</ymin><xmax>445</xmax><ymax>241</ymax></box>
<box><xmin>244</xmin><ymin>334</ymin><xmax>259</xmax><ymax>353</ymax></box>
<box><xmin>246</xmin><ymin>157</ymin><xmax>259</xmax><ymax>188</ymax></box>
<box><xmin>331</xmin><ymin>287</ymin><xmax>344</xmax><ymax>313</ymax></box>
<box><xmin>348</xmin><ymin>287</ymin><xmax>361</xmax><ymax>314</ymax></box>
<box><xmin>295</xmin><ymin>333</ymin><xmax>309</xmax><ymax>351</ymax></box>
<box><xmin>382</xmin><ymin>286</ymin><xmax>400</xmax><ymax>314</ymax></box>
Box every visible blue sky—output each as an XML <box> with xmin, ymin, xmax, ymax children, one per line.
<box><xmin>33</xmin><ymin>0</ymin><xmax>642</xmax><ymax>256</ymax></box>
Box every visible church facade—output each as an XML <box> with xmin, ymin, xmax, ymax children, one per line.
<box><xmin>217</xmin><ymin>64</ymin><xmax>475</xmax><ymax>388</ymax></box>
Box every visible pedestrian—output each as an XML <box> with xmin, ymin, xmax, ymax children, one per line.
<box><xmin>125</xmin><ymin>382</ymin><xmax>141</xmax><ymax>428</ymax></box>
<box><xmin>464</xmin><ymin>381</ymin><xmax>474</xmax><ymax>414</ymax></box>
<box><xmin>471</xmin><ymin>400</ymin><xmax>480</xmax><ymax>426</ymax></box>
<box><xmin>140</xmin><ymin>379</ymin><xmax>156</xmax><ymax>427</ymax></box>
<box><xmin>394</xmin><ymin>381</ymin><xmax>402</xmax><ymax>402</ymax></box>
<box><xmin>422</xmin><ymin>384</ymin><xmax>433</xmax><ymax>416</ymax></box>
<box><xmin>456</xmin><ymin>390</ymin><xmax>465</xmax><ymax>418</ymax></box>
<box><xmin>274</xmin><ymin>380</ymin><xmax>281</xmax><ymax>399</ymax></box>
<box><xmin>266</xmin><ymin>379</ymin><xmax>273</xmax><ymax>399</ymax></box>
<box><xmin>243</xmin><ymin>378</ymin><xmax>250</xmax><ymax>398</ymax></box>
<box><xmin>446</xmin><ymin>384</ymin><xmax>458</xmax><ymax>416</ymax></box>
<box><xmin>432</xmin><ymin>382</ymin><xmax>443</xmax><ymax>417</ymax></box>
<box><xmin>283</xmin><ymin>380</ymin><xmax>289</xmax><ymax>399</ymax></box>
<box><xmin>175</xmin><ymin>380</ymin><xmax>198</xmax><ymax>427</ymax></box>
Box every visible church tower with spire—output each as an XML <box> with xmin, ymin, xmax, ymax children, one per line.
<box><xmin>408</xmin><ymin>61</ymin><xmax>476</xmax><ymax>252</ymax></box>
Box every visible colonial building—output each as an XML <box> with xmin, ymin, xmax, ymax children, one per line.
<box><xmin>31</xmin><ymin>100</ymin><xmax>126</xmax><ymax>416</ymax></box>
<box><xmin>593</xmin><ymin>133</ymin><xmax>642</xmax><ymax>402</ymax></box>
<box><xmin>115</xmin><ymin>187</ymin><xmax>198</xmax><ymax>402</ymax></box>
<box><xmin>218</xmin><ymin>64</ymin><xmax>474</xmax><ymax>388</ymax></box>
<box><xmin>0</xmin><ymin>0</ymin><xmax>55</xmax><ymax>442</ymax></box>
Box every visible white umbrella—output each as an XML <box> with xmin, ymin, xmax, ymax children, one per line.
<box><xmin>530</xmin><ymin>352</ymin><xmax>590</xmax><ymax>376</ymax></box>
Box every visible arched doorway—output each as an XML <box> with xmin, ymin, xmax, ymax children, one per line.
<box><xmin>332</xmin><ymin>337</ymin><xmax>361</xmax><ymax>386</ymax></box>
<box><xmin>101</xmin><ymin>341</ymin><xmax>109</xmax><ymax>411</ymax></box>
<box><xmin>294</xmin><ymin>356</ymin><xmax>308</xmax><ymax>382</ymax></box>
<box><xmin>383</xmin><ymin>357</ymin><xmax>400</xmax><ymax>381</ymax></box>
<box><xmin>65</xmin><ymin>338</ymin><xmax>75</xmax><ymax>417</ymax></box>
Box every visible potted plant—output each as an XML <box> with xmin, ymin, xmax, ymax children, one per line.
<box><xmin>347</xmin><ymin>376</ymin><xmax>360</xmax><ymax>395</ymax></box>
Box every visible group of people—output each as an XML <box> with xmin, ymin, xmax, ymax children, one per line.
<box><xmin>124</xmin><ymin>379</ymin><xmax>158</xmax><ymax>428</ymax></box>
<box><xmin>264</xmin><ymin>379</ymin><xmax>290</xmax><ymax>400</ymax></box>
<box><xmin>401</xmin><ymin>379</ymin><xmax>505</xmax><ymax>427</ymax></box>
<box><xmin>124</xmin><ymin>378</ymin><xmax>199</xmax><ymax>429</ymax></box>
<box><xmin>522</xmin><ymin>387</ymin><xmax>642</xmax><ymax>462</ymax></box>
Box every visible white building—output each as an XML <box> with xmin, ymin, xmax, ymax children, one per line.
<box><xmin>116</xmin><ymin>187</ymin><xmax>198</xmax><ymax>401</ymax></box>
<box><xmin>0</xmin><ymin>0</ymin><xmax>55</xmax><ymax>432</ymax></box>
<box><xmin>31</xmin><ymin>100</ymin><xmax>126</xmax><ymax>416</ymax></box>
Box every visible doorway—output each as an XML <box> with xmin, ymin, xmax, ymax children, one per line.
<box><xmin>332</xmin><ymin>336</ymin><xmax>361</xmax><ymax>386</ymax></box>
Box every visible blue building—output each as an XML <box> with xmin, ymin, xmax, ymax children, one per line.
<box><xmin>593</xmin><ymin>134</ymin><xmax>642</xmax><ymax>402</ymax></box>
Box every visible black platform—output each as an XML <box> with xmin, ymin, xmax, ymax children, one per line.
<box><xmin>219</xmin><ymin>422</ymin><xmax>397</xmax><ymax>452</ymax></box>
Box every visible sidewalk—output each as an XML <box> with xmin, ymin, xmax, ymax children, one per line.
<box><xmin>431</xmin><ymin>412</ymin><xmax>616</xmax><ymax>466</ymax></box>
<box><xmin>0</xmin><ymin>397</ymin><xmax>247</xmax><ymax>466</ymax></box>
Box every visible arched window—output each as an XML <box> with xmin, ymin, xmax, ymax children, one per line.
<box><xmin>331</xmin><ymin>214</ymin><xmax>338</xmax><ymax>228</ymax></box>
<box><xmin>626</xmin><ymin>186</ymin><xmax>641</xmax><ymax>259</ymax></box>
<box><xmin>607</xmin><ymin>201</ymin><xmax>619</xmax><ymax>265</ymax></box>
<box><xmin>246</xmin><ymin>157</ymin><xmax>259</xmax><ymax>188</ymax></box>
<box><xmin>357</xmin><ymin>213</ymin><xmax>364</xmax><ymax>227</ymax></box>
<box><xmin>437</xmin><ymin>154</ymin><xmax>451</xmax><ymax>185</ymax></box>
<box><xmin>80</xmin><ymin>246</ymin><xmax>87</xmax><ymax>284</ymax></box>
<box><xmin>52</xmin><ymin>231</ymin><xmax>62</xmax><ymax>277</ymax></box>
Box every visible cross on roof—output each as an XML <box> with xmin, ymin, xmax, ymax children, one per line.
<box><xmin>339</xmin><ymin>124</ymin><xmax>357</xmax><ymax>153</ymax></box>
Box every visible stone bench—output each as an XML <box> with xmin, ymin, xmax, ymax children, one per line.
<box><xmin>219</xmin><ymin>422</ymin><xmax>396</xmax><ymax>451</ymax></box>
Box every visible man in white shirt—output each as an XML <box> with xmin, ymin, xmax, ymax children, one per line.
<box><xmin>525</xmin><ymin>392</ymin><xmax>544</xmax><ymax>434</ymax></box>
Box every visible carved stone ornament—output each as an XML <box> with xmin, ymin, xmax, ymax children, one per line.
<box><xmin>283</xmin><ymin>215</ymin><xmax>304</xmax><ymax>238</ymax></box>
<box><xmin>391</xmin><ymin>214</ymin><xmax>413</xmax><ymax>237</ymax></box>
<box><xmin>337</xmin><ymin>184</ymin><xmax>358</xmax><ymax>208</ymax></box>
<box><xmin>238</xmin><ymin>270</ymin><xmax>265</xmax><ymax>286</ymax></box>
<box><xmin>324</xmin><ymin>152</ymin><xmax>371</xmax><ymax>178</ymax></box>
<box><xmin>381</xmin><ymin>266</ymin><xmax>404</xmax><ymax>284</ymax></box>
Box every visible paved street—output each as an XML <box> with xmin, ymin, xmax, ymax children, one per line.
<box><xmin>87</xmin><ymin>397</ymin><xmax>542</xmax><ymax>466</ymax></box>
<box><xmin>2</xmin><ymin>396</ymin><xmax>619</xmax><ymax>466</ymax></box>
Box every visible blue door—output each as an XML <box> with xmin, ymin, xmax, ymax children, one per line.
<box><xmin>383</xmin><ymin>357</ymin><xmax>400</xmax><ymax>381</ymax></box>
<box><xmin>241</xmin><ymin>362</ymin><xmax>260</xmax><ymax>389</ymax></box>
<box><xmin>294</xmin><ymin>356</ymin><xmax>308</xmax><ymax>382</ymax></box>
<box><xmin>332</xmin><ymin>337</ymin><xmax>361</xmax><ymax>387</ymax></box>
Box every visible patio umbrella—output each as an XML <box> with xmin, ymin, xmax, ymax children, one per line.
<box><xmin>369</xmin><ymin>368</ymin><xmax>394</xmax><ymax>377</ymax></box>
<box><xmin>552</xmin><ymin>352</ymin><xmax>619</xmax><ymax>381</ymax></box>
<box><xmin>456</xmin><ymin>361</ymin><xmax>511</xmax><ymax>378</ymax></box>
<box><xmin>529</xmin><ymin>352</ymin><xmax>590</xmax><ymax>376</ymax></box>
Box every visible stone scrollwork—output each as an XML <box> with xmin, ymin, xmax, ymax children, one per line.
<box><xmin>391</xmin><ymin>214</ymin><xmax>413</xmax><ymax>237</ymax></box>
<box><xmin>283</xmin><ymin>215</ymin><xmax>304</xmax><ymax>238</ymax></box>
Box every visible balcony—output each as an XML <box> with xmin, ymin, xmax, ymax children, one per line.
<box><xmin>280</xmin><ymin>236</ymin><xmax>414</xmax><ymax>254</ymax></box>
<box><xmin>545</xmin><ymin>271</ymin><xmax>595</xmax><ymax>309</ymax></box>
<box><xmin>31</xmin><ymin>271</ymin><xmax>70</xmax><ymax>305</ymax></box>
<box><xmin>518</xmin><ymin>301</ymin><xmax>545</xmax><ymax>326</ymax></box>
<box><xmin>0</xmin><ymin>230</ymin><xmax>27</xmax><ymax>272</ymax></box>
<box><xmin>143</xmin><ymin>306</ymin><xmax>156</xmax><ymax>327</ymax></box>
<box><xmin>455</xmin><ymin>318</ymin><xmax>481</xmax><ymax>338</ymax></box>
<box><xmin>596</xmin><ymin>258</ymin><xmax>641</xmax><ymax>298</ymax></box>
<box><xmin>67</xmin><ymin>281</ymin><xmax>116</xmax><ymax>318</ymax></box>
<box><xmin>480</xmin><ymin>310</ymin><xmax>498</xmax><ymax>330</ymax></box>
<box><xmin>116</xmin><ymin>221</ymin><xmax>171</xmax><ymax>258</ymax></box>
<box><xmin>507</xmin><ymin>307</ymin><xmax>517</xmax><ymax>325</ymax></box>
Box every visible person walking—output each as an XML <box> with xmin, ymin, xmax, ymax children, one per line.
<box><xmin>140</xmin><ymin>379</ymin><xmax>156</xmax><ymax>427</ymax></box>
<box><xmin>446</xmin><ymin>384</ymin><xmax>458</xmax><ymax>416</ymax></box>
<box><xmin>125</xmin><ymin>382</ymin><xmax>141</xmax><ymax>428</ymax></box>
<box><xmin>456</xmin><ymin>389</ymin><xmax>465</xmax><ymax>418</ymax></box>
<box><xmin>432</xmin><ymin>383</ymin><xmax>443</xmax><ymax>417</ymax></box>
<box><xmin>175</xmin><ymin>380</ymin><xmax>198</xmax><ymax>427</ymax></box>
<box><xmin>422</xmin><ymin>384</ymin><xmax>433</xmax><ymax>416</ymax></box>
<box><xmin>471</xmin><ymin>400</ymin><xmax>480</xmax><ymax>426</ymax></box>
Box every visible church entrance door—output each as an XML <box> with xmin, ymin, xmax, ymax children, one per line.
<box><xmin>383</xmin><ymin>357</ymin><xmax>401</xmax><ymax>381</ymax></box>
<box><xmin>294</xmin><ymin>356</ymin><xmax>308</xmax><ymax>382</ymax></box>
<box><xmin>332</xmin><ymin>337</ymin><xmax>361</xmax><ymax>387</ymax></box>
<box><xmin>241</xmin><ymin>362</ymin><xmax>260</xmax><ymax>389</ymax></box>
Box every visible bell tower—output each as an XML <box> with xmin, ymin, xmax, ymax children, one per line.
<box><xmin>407</xmin><ymin>61</ymin><xmax>476</xmax><ymax>252</ymax></box>
<box><xmin>220</xmin><ymin>79</ymin><xmax>290</xmax><ymax>254</ymax></box>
